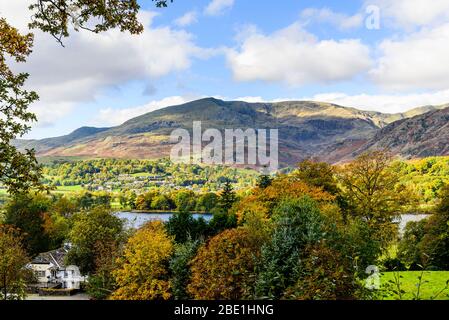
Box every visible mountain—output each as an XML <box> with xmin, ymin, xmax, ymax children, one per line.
<box><xmin>334</xmin><ymin>106</ymin><xmax>449</xmax><ymax>160</ymax></box>
<box><xmin>13</xmin><ymin>98</ymin><xmax>449</xmax><ymax>165</ymax></box>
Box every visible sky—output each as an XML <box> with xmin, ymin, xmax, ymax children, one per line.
<box><xmin>2</xmin><ymin>0</ymin><xmax>449</xmax><ymax>139</ymax></box>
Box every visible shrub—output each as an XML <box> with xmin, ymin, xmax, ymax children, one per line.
<box><xmin>187</xmin><ymin>228</ymin><xmax>261</xmax><ymax>300</ymax></box>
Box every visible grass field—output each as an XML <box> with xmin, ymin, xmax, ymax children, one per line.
<box><xmin>381</xmin><ymin>271</ymin><xmax>449</xmax><ymax>300</ymax></box>
<box><xmin>54</xmin><ymin>185</ymin><xmax>84</xmax><ymax>193</ymax></box>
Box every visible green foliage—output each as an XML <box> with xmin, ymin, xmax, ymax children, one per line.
<box><xmin>4</xmin><ymin>193</ymin><xmax>52</xmax><ymax>256</ymax></box>
<box><xmin>195</xmin><ymin>193</ymin><xmax>218</xmax><ymax>212</ymax></box>
<box><xmin>1</xmin><ymin>19</ymin><xmax>44</xmax><ymax>196</ymax></box>
<box><xmin>381</xmin><ymin>271</ymin><xmax>449</xmax><ymax>300</ymax></box>
<box><xmin>174</xmin><ymin>190</ymin><xmax>196</xmax><ymax>212</ymax></box>
<box><xmin>40</xmin><ymin>158</ymin><xmax>258</xmax><ymax>193</ymax></box>
<box><xmin>207</xmin><ymin>210</ymin><xmax>238</xmax><ymax>236</ymax></box>
<box><xmin>397</xmin><ymin>220</ymin><xmax>427</xmax><ymax>269</ymax></box>
<box><xmin>166</xmin><ymin>211</ymin><xmax>208</xmax><ymax>243</ymax></box>
<box><xmin>169</xmin><ymin>240</ymin><xmax>200</xmax><ymax>300</ymax></box>
<box><xmin>255</xmin><ymin>197</ymin><xmax>325</xmax><ymax>299</ymax></box>
<box><xmin>67</xmin><ymin>206</ymin><xmax>124</xmax><ymax>274</ymax></box>
<box><xmin>294</xmin><ymin>159</ymin><xmax>339</xmax><ymax>195</ymax></box>
<box><xmin>218</xmin><ymin>180</ymin><xmax>237</xmax><ymax>212</ymax></box>
<box><xmin>256</xmin><ymin>174</ymin><xmax>272</xmax><ymax>189</ymax></box>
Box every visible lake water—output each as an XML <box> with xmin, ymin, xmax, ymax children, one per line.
<box><xmin>116</xmin><ymin>211</ymin><xmax>431</xmax><ymax>234</ymax></box>
<box><xmin>116</xmin><ymin>211</ymin><xmax>213</xmax><ymax>229</ymax></box>
<box><xmin>396</xmin><ymin>214</ymin><xmax>430</xmax><ymax>235</ymax></box>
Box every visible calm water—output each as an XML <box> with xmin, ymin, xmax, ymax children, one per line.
<box><xmin>116</xmin><ymin>211</ymin><xmax>430</xmax><ymax>233</ymax></box>
<box><xmin>116</xmin><ymin>211</ymin><xmax>213</xmax><ymax>229</ymax></box>
<box><xmin>396</xmin><ymin>214</ymin><xmax>430</xmax><ymax>235</ymax></box>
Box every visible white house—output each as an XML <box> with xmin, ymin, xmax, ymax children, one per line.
<box><xmin>27</xmin><ymin>246</ymin><xmax>86</xmax><ymax>290</ymax></box>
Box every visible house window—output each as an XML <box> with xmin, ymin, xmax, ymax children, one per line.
<box><xmin>35</xmin><ymin>271</ymin><xmax>46</xmax><ymax>277</ymax></box>
<box><xmin>64</xmin><ymin>271</ymin><xmax>68</xmax><ymax>278</ymax></box>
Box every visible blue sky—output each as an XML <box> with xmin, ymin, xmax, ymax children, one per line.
<box><xmin>2</xmin><ymin>0</ymin><xmax>449</xmax><ymax>139</ymax></box>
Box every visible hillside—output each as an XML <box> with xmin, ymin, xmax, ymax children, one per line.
<box><xmin>339</xmin><ymin>107</ymin><xmax>449</xmax><ymax>160</ymax></box>
<box><xmin>13</xmin><ymin>98</ymin><xmax>449</xmax><ymax>165</ymax></box>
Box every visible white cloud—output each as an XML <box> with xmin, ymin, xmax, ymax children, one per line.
<box><xmin>0</xmin><ymin>1</ymin><xmax>208</xmax><ymax>128</ymax></box>
<box><xmin>370</xmin><ymin>23</ymin><xmax>449</xmax><ymax>91</ymax></box>
<box><xmin>367</xmin><ymin>0</ymin><xmax>449</xmax><ymax>29</ymax></box>
<box><xmin>226</xmin><ymin>22</ymin><xmax>372</xmax><ymax>86</ymax></box>
<box><xmin>226</xmin><ymin>91</ymin><xmax>449</xmax><ymax>114</ymax></box>
<box><xmin>93</xmin><ymin>95</ymin><xmax>201</xmax><ymax>126</ymax></box>
<box><xmin>300</xmin><ymin>8</ymin><xmax>363</xmax><ymax>30</ymax></box>
<box><xmin>174</xmin><ymin>11</ymin><xmax>198</xmax><ymax>27</ymax></box>
<box><xmin>204</xmin><ymin>0</ymin><xmax>234</xmax><ymax>16</ymax></box>
<box><xmin>284</xmin><ymin>90</ymin><xmax>449</xmax><ymax>114</ymax></box>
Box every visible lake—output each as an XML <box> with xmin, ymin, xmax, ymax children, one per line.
<box><xmin>116</xmin><ymin>211</ymin><xmax>213</xmax><ymax>229</ymax></box>
<box><xmin>396</xmin><ymin>214</ymin><xmax>430</xmax><ymax>235</ymax></box>
<box><xmin>116</xmin><ymin>211</ymin><xmax>431</xmax><ymax>233</ymax></box>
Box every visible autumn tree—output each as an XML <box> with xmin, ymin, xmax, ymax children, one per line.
<box><xmin>0</xmin><ymin>225</ymin><xmax>30</xmax><ymax>300</ymax></box>
<box><xmin>294</xmin><ymin>159</ymin><xmax>339</xmax><ymax>195</ymax></box>
<box><xmin>1</xmin><ymin>1</ymin><xmax>173</xmax><ymax>194</ymax></box>
<box><xmin>187</xmin><ymin>228</ymin><xmax>261</xmax><ymax>300</ymax></box>
<box><xmin>86</xmin><ymin>239</ymin><xmax>121</xmax><ymax>300</ymax></box>
<box><xmin>235</xmin><ymin>174</ymin><xmax>334</xmax><ymax>223</ymax></box>
<box><xmin>112</xmin><ymin>221</ymin><xmax>174</xmax><ymax>300</ymax></box>
<box><xmin>337</xmin><ymin>151</ymin><xmax>411</xmax><ymax>247</ymax></box>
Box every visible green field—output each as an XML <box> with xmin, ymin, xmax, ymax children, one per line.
<box><xmin>381</xmin><ymin>271</ymin><xmax>449</xmax><ymax>300</ymax></box>
<box><xmin>54</xmin><ymin>185</ymin><xmax>84</xmax><ymax>193</ymax></box>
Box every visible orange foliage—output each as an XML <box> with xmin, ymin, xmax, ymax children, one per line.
<box><xmin>187</xmin><ymin>228</ymin><xmax>260</xmax><ymax>300</ymax></box>
<box><xmin>236</xmin><ymin>175</ymin><xmax>335</xmax><ymax>223</ymax></box>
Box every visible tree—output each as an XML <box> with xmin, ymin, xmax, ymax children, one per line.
<box><xmin>294</xmin><ymin>159</ymin><xmax>339</xmax><ymax>195</ymax></box>
<box><xmin>86</xmin><ymin>239</ymin><xmax>121</xmax><ymax>300</ymax></box>
<box><xmin>0</xmin><ymin>225</ymin><xmax>30</xmax><ymax>300</ymax></box>
<box><xmin>66</xmin><ymin>206</ymin><xmax>124</xmax><ymax>274</ymax></box>
<box><xmin>256</xmin><ymin>174</ymin><xmax>272</xmax><ymax>189</ymax></box>
<box><xmin>169</xmin><ymin>240</ymin><xmax>200</xmax><ymax>300</ymax></box>
<box><xmin>187</xmin><ymin>228</ymin><xmax>261</xmax><ymax>300</ymax></box>
<box><xmin>397</xmin><ymin>220</ymin><xmax>427</xmax><ymax>270</ymax></box>
<box><xmin>255</xmin><ymin>197</ymin><xmax>325</xmax><ymax>299</ymax></box>
<box><xmin>337</xmin><ymin>151</ymin><xmax>411</xmax><ymax>247</ymax></box>
<box><xmin>152</xmin><ymin>194</ymin><xmax>173</xmax><ymax>210</ymax></box>
<box><xmin>1</xmin><ymin>1</ymin><xmax>173</xmax><ymax>194</ymax></box>
<box><xmin>166</xmin><ymin>211</ymin><xmax>207</xmax><ymax>243</ymax></box>
<box><xmin>283</xmin><ymin>244</ymin><xmax>359</xmax><ymax>300</ymax></box>
<box><xmin>218</xmin><ymin>180</ymin><xmax>237</xmax><ymax>212</ymax></box>
<box><xmin>418</xmin><ymin>185</ymin><xmax>449</xmax><ymax>270</ymax></box>
<box><xmin>112</xmin><ymin>221</ymin><xmax>174</xmax><ymax>300</ymax></box>
<box><xmin>174</xmin><ymin>190</ymin><xmax>196</xmax><ymax>212</ymax></box>
<box><xmin>0</xmin><ymin>19</ymin><xmax>43</xmax><ymax>195</ymax></box>
<box><xmin>4</xmin><ymin>193</ymin><xmax>52</xmax><ymax>256</ymax></box>
<box><xmin>195</xmin><ymin>193</ymin><xmax>218</xmax><ymax>212</ymax></box>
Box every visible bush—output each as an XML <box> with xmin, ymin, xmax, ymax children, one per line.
<box><xmin>187</xmin><ymin>228</ymin><xmax>261</xmax><ymax>300</ymax></box>
<box><xmin>382</xmin><ymin>257</ymin><xmax>407</xmax><ymax>272</ymax></box>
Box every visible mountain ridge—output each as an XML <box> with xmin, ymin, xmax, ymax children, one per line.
<box><xmin>14</xmin><ymin>98</ymin><xmax>449</xmax><ymax>165</ymax></box>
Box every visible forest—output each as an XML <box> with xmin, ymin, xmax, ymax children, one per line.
<box><xmin>1</xmin><ymin>151</ymin><xmax>449</xmax><ymax>300</ymax></box>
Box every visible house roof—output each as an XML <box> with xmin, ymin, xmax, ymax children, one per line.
<box><xmin>30</xmin><ymin>247</ymin><xmax>69</xmax><ymax>269</ymax></box>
